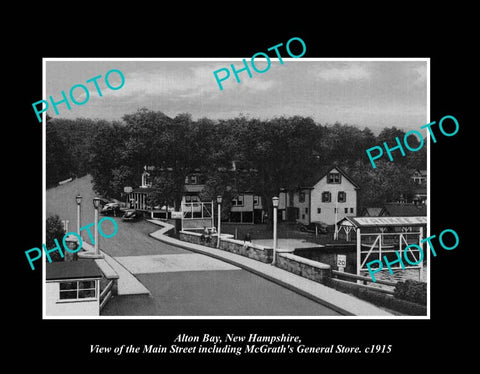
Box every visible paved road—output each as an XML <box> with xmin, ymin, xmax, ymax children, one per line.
<box><xmin>46</xmin><ymin>175</ymin><xmax>341</xmax><ymax>316</ymax></box>
<box><xmin>46</xmin><ymin>178</ymin><xmax>188</xmax><ymax>256</ymax></box>
<box><xmin>102</xmin><ymin>270</ymin><xmax>339</xmax><ymax>316</ymax></box>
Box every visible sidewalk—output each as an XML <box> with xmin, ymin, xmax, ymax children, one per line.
<box><xmin>101</xmin><ymin>251</ymin><xmax>151</xmax><ymax>296</ymax></box>
<box><xmin>80</xmin><ymin>242</ymin><xmax>150</xmax><ymax>296</ymax></box>
<box><xmin>147</xmin><ymin>220</ymin><xmax>393</xmax><ymax>317</ymax></box>
<box><xmin>253</xmin><ymin>238</ymin><xmax>324</xmax><ymax>250</ymax></box>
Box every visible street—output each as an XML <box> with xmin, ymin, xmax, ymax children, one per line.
<box><xmin>46</xmin><ymin>175</ymin><xmax>341</xmax><ymax>316</ymax></box>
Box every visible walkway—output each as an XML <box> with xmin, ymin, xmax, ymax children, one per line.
<box><xmin>253</xmin><ymin>238</ymin><xmax>324</xmax><ymax>250</ymax></box>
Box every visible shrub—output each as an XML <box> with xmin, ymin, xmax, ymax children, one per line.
<box><xmin>46</xmin><ymin>215</ymin><xmax>66</xmax><ymax>263</ymax></box>
<box><xmin>394</xmin><ymin>279</ymin><xmax>427</xmax><ymax>305</ymax></box>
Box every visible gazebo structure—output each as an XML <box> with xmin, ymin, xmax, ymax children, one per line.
<box><xmin>335</xmin><ymin>216</ymin><xmax>427</xmax><ymax>281</ymax></box>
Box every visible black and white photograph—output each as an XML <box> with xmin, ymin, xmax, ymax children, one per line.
<box><xmin>13</xmin><ymin>19</ymin><xmax>471</xmax><ymax>366</ymax></box>
<box><xmin>42</xmin><ymin>58</ymin><xmax>429</xmax><ymax>319</ymax></box>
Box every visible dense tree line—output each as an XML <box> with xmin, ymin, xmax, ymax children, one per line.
<box><xmin>46</xmin><ymin>108</ymin><xmax>426</xmax><ymax>212</ymax></box>
<box><xmin>46</xmin><ymin>116</ymin><xmax>113</xmax><ymax>188</ymax></box>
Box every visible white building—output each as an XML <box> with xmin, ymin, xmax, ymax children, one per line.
<box><xmin>45</xmin><ymin>260</ymin><xmax>103</xmax><ymax>316</ymax></box>
<box><xmin>288</xmin><ymin>166</ymin><xmax>359</xmax><ymax>226</ymax></box>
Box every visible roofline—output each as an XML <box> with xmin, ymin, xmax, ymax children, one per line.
<box><xmin>337</xmin><ymin>216</ymin><xmax>427</xmax><ymax>228</ymax></box>
<box><xmin>310</xmin><ymin>166</ymin><xmax>360</xmax><ymax>189</ymax></box>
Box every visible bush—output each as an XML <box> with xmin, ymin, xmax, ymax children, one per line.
<box><xmin>394</xmin><ymin>279</ymin><xmax>427</xmax><ymax>305</ymax></box>
<box><xmin>46</xmin><ymin>215</ymin><xmax>66</xmax><ymax>263</ymax></box>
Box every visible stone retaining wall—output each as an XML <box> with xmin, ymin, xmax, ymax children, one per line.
<box><xmin>276</xmin><ymin>252</ymin><xmax>331</xmax><ymax>284</ymax></box>
<box><xmin>179</xmin><ymin>231</ymin><xmax>273</xmax><ymax>263</ymax></box>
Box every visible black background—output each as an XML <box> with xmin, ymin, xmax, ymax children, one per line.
<box><xmin>11</xmin><ymin>12</ymin><xmax>472</xmax><ymax>367</ymax></box>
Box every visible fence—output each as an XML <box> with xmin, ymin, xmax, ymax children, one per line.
<box><xmin>181</xmin><ymin>201</ymin><xmax>214</xmax><ymax>231</ymax></box>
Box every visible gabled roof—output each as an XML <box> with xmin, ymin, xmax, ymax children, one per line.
<box><xmin>300</xmin><ymin>166</ymin><xmax>360</xmax><ymax>189</ymax></box>
<box><xmin>337</xmin><ymin>216</ymin><xmax>427</xmax><ymax>228</ymax></box>
<box><xmin>361</xmin><ymin>207</ymin><xmax>383</xmax><ymax>216</ymax></box>
<box><xmin>380</xmin><ymin>203</ymin><xmax>427</xmax><ymax>217</ymax></box>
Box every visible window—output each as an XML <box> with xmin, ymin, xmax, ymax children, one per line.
<box><xmin>185</xmin><ymin>195</ymin><xmax>199</xmax><ymax>203</ymax></box>
<box><xmin>327</xmin><ymin>172</ymin><xmax>341</xmax><ymax>184</ymax></box>
<box><xmin>185</xmin><ymin>175</ymin><xmax>198</xmax><ymax>184</ymax></box>
<box><xmin>59</xmin><ymin>280</ymin><xmax>96</xmax><ymax>301</ymax></box>
<box><xmin>232</xmin><ymin>195</ymin><xmax>244</xmax><ymax>206</ymax></box>
<box><xmin>350</xmin><ymin>207</ymin><xmax>354</xmax><ymax>214</ymax></box>
<box><xmin>322</xmin><ymin>191</ymin><xmax>331</xmax><ymax>203</ymax></box>
<box><xmin>305</xmin><ymin>208</ymin><xmax>308</xmax><ymax>214</ymax></box>
<box><xmin>302</xmin><ymin>214</ymin><xmax>305</xmax><ymax>219</ymax></box>
<box><xmin>299</xmin><ymin>192</ymin><xmax>305</xmax><ymax>202</ymax></box>
<box><xmin>253</xmin><ymin>195</ymin><xmax>260</xmax><ymax>206</ymax></box>
<box><xmin>317</xmin><ymin>208</ymin><xmax>321</xmax><ymax>214</ymax></box>
<box><xmin>344</xmin><ymin>208</ymin><xmax>348</xmax><ymax>213</ymax></box>
<box><xmin>142</xmin><ymin>172</ymin><xmax>151</xmax><ymax>187</ymax></box>
<box><xmin>338</xmin><ymin>191</ymin><xmax>346</xmax><ymax>203</ymax></box>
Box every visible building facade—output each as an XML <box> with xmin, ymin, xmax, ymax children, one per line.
<box><xmin>293</xmin><ymin>167</ymin><xmax>359</xmax><ymax>226</ymax></box>
<box><xmin>127</xmin><ymin>165</ymin><xmax>359</xmax><ymax>226</ymax></box>
<box><xmin>45</xmin><ymin>260</ymin><xmax>102</xmax><ymax>316</ymax></box>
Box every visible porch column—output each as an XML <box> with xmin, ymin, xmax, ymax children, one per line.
<box><xmin>356</xmin><ymin>228</ymin><xmax>361</xmax><ymax>277</ymax></box>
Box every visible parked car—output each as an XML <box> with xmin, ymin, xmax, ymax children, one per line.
<box><xmin>296</xmin><ymin>221</ymin><xmax>328</xmax><ymax>234</ymax></box>
<box><xmin>122</xmin><ymin>209</ymin><xmax>143</xmax><ymax>222</ymax></box>
<box><xmin>100</xmin><ymin>202</ymin><xmax>122</xmax><ymax>216</ymax></box>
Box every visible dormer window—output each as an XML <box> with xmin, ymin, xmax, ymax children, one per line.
<box><xmin>327</xmin><ymin>172</ymin><xmax>341</xmax><ymax>184</ymax></box>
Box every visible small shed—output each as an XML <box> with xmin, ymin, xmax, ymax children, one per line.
<box><xmin>45</xmin><ymin>259</ymin><xmax>103</xmax><ymax>316</ymax></box>
<box><xmin>335</xmin><ymin>216</ymin><xmax>427</xmax><ymax>280</ymax></box>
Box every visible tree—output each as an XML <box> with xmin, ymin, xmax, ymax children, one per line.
<box><xmin>193</xmin><ymin>115</ymin><xmax>327</xmax><ymax>226</ymax></box>
<box><xmin>46</xmin><ymin>215</ymin><xmax>66</xmax><ymax>263</ymax></box>
<box><xmin>318</xmin><ymin>123</ymin><xmax>377</xmax><ymax>168</ymax></box>
<box><xmin>344</xmin><ymin>160</ymin><xmax>419</xmax><ymax>210</ymax></box>
<box><xmin>147</xmin><ymin>173</ymin><xmax>178</xmax><ymax>209</ymax></box>
<box><xmin>50</xmin><ymin>118</ymin><xmax>111</xmax><ymax>179</ymax></box>
<box><xmin>46</xmin><ymin>121</ymin><xmax>73</xmax><ymax>187</ymax></box>
<box><xmin>89</xmin><ymin>123</ymin><xmax>128</xmax><ymax>198</ymax></box>
<box><xmin>110</xmin><ymin>165</ymin><xmax>136</xmax><ymax>199</ymax></box>
<box><xmin>199</xmin><ymin>170</ymin><xmax>235</xmax><ymax>220</ymax></box>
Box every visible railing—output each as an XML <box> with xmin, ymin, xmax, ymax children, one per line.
<box><xmin>99</xmin><ymin>279</ymin><xmax>115</xmax><ymax>311</ymax></box>
<box><xmin>331</xmin><ymin>270</ymin><xmax>396</xmax><ymax>295</ymax></box>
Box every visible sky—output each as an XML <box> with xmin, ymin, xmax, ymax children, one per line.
<box><xmin>45</xmin><ymin>58</ymin><xmax>428</xmax><ymax>134</ymax></box>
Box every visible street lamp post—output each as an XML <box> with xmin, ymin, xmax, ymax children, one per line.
<box><xmin>272</xmin><ymin>196</ymin><xmax>279</xmax><ymax>265</ymax></box>
<box><xmin>93</xmin><ymin>197</ymin><xmax>101</xmax><ymax>256</ymax></box>
<box><xmin>217</xmin><ymin>195</ymin><xmax>222</xmax><ymax>248</ymax></box>
<box><xmin>75</xmin><ymin>194</ymin><xmax>82</xmax><ymax>237</ymax></box>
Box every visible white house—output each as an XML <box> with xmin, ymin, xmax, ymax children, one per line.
<box><xmin>45</xmin><ymin>259</ymin><xmax>103</xmax><ymax>316</ymax></box>
<box><xmin>292</xmin><ymin>167</ymin><xmax>359</xmax><ymax>226</ymax></box>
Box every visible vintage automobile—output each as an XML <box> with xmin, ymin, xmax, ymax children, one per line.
<box><xmin>296</xmin><ymin>221</ymin><xmax>329</xmax><ymax>234</ymax></box>
<box><xmin>100</xmin><ymin>202</ymin><xmax>122</xmax><ymax>216</ymax></box>
<box><xmin>122</xmin><ymin>209</ymin><xmax>143</xmax><ymax>222</ymax></box>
